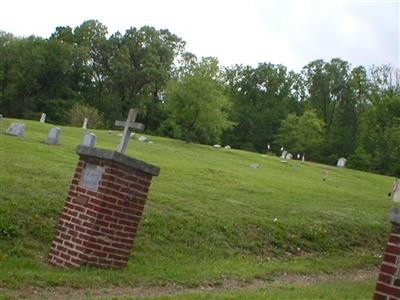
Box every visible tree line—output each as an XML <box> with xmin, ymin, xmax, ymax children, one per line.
<box><xmin>0</xmin><ymin>20</ymin><xmax>399</xmax><ymax>176</ymax></box>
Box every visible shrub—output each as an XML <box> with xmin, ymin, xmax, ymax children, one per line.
<box><xmin>67</xmin><ymin>103</ymin><xmax>104</xmax><ymax>129</ymax></box>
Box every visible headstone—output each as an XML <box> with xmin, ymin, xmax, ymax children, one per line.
<box><xmin>337</xmin><ymin>157</ymin><xmax>347</xmax><ymax>168</ymax></box>
<box><xmin>46</xmin><ymin>127</ymin><xmax>61</xmax><ymax>145</ymax></box>
<box><xmin>250</xmin><ymin>163</ymin><xmax>259</xmax><ymax>169</ymax></box>
<box><xmin>297</xmin><ymin>154</ymin><xmax>300</xmax><ymax>159</ymax></box>
<box><xmin>114</xmin><ymin>108</ymin><xmax>145</xmax><ymax>153</ymax></box>
<box><xmin>82</xmin><ymin>133</ymin><xmax>96</xmax><ymax>147</ymax></box>
<box><xmin>213</xmin><ymin>144</ymin><xmax>221</xmax><ymax>148</ymax></box>
<box><xmin>286</xmin><ymin>153</ymin><xmax>293</xmax><ymax>160</ymax></box>
<box><xmin>108</xmin><ymin>130</ymin><xmax>113</xmax><ymax>135</ymax></box>
<box><xmin>392</xmin><ymin>180</ymin><xmax>400</xmax><ymax>203</ymax></box>
<box><xmin>0</xmin><ymin>114</ymin><xmax>3</xmax><ymax>122</ymax></box>
<box><xmin>224</xmin><ymin>145</ymin><xmax>231</xmax><ymax>149</ymax></box>
<box><xmin>281</xmin><ymin>150</ymin><xmax>288</xmax><ymax>159</ymax></box>
<box><xmin>267</xmin><ymin>144</ymin><xmax>270</xmax><ymax>150</ymax></box>
<box><xmin>302</xmin><ymin>154</ymin><xmax>305</xmax><ymax>163</ymax></box>
<box><xmin>280</xmin><ymin>146</ymin><xmax>284</xmax><ymax>151</ymax></box>
<box><xmin>40</xmin><ymin>113</ymin><xmax>46</xmax><ymax>123</ymax></box>
<box><xmin>138</xmin><ymin>136</ymin><xmax>148</xmax><ymax>142</ymax></box>
<box><xmin>6</xmin><ymin>123</ymin><xmax>25</xmax><ymax>137</ymax></box>
<box><xmin>82</xmin><ymin>117</ymin><xmax>88</xmax><ymax>129</ymax></box>
<box><xmin>130</xmin><ymin>132</ymin><xmax>135</xmax><ymax>138</ymax></box>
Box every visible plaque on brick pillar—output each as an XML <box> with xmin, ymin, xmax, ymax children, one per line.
<box><xmin>48</xmin><ymin>108</ymin><xmax>160</xmax><ymax>268</ymax></box>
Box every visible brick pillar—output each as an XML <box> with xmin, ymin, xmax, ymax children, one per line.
<box><xmin>374</xmin><ymin>208</ymin><xmax>400</xmax><ymax>299</ymax></box>
<box><xmin>48</xmin><ymin>146</ymin><xmax>160</xmax><ymax>268</ymax></box>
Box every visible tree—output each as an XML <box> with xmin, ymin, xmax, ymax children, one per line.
<box><xmin>164</xmin><ymin>56</ymin><xmax>231</xmax><ymax>144</ymax></box>
<box><xmin>222</xmin><ymin>63</ymin><xmax>300</xmax><ymax>152</ymax></box>
<box><xmin>276</xmin><ymin>110</ymin><xmax>325</xmax><ymax>160</ymax></box>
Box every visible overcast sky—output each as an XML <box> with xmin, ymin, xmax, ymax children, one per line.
<box><xmin>0</xmin><ymin>0</ymin><xmax>398</xmax><ymax>71</ymax></box>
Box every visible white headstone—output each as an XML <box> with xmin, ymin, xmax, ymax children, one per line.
<box><xmin>267</xmin><ymin>144</ymin><xmax>270</xmax><ymax>150</ymax></box>
<box><xmin>297</xmin><ymin>154</ymin><xmax>300</xmax><ymax>159</ymax></box>
<box><xmin>47</xmin><ymin>127</ymin><xmax>61</xmax><ymax>145</ymax></box>
<box><xmin>40</xmin><ymin>113</ymin><xmax>46</xmax><ymax>123</ymax></box>
<box><xmin>82</xmin><ymin>133</ymin><xmax>96</xmax><ymax>147</ymax></box>
<box><xmin>213</xmin><ymin>144</ymin><xmax>221</xmax><ymax>148</ymax></box>
<box><xmin>138</xmin><ymin>136</ymin><xmax>148</xmax><ymax>142</ymax></box>
<box><xmin>82</xmin><ymin>117</ymin><xmax>88</xmax><ymax>129</ymax></box>
<box><xmin>302</xmin><ymin>154</ymin><xmax>305</xmax><ymax>162</ymax></box>
<box><xmin>6</xmin><ymin>123</ymin><xmax>25</xmax><ymax>136</ymax></box>
<box><xmin>250</xmin><ymin>163</ymin><xmax>259</xmax><ymax>169</ymax></box>
<box><xmin>286</xmin><ymin>153</ymin><xmax>293</xmax><ymax>160</ymax></box>
<box><xmin>224</xmin><ymin>145</ymin><xmax>231</xmax><ymax>149</ymax></box>
<box><xmin>130</xmin><ymin>132</ymin><xmax>135</xmax><ymax>138</ymax></box>
<box><xmin>280</xmin><ymin>146</ymin><xmax>284</xmax><ymax>151</ymax></box>
<box><xmin>281</xmin><ymin>150</ymin><xmax>288</xmax><ymax>159</ymax></box>
<box><xmin>337</xmin><ymin>157</ymin><xmax>347</xmax><ymax>168</ymax></box>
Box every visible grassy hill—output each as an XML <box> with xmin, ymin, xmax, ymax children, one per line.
<box><xmin>0</xmin><ymin>118</ymin><xmax>394</xmax><ymax>298</ymax></box>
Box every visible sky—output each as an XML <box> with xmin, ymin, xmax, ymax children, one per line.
<box><xmin>0</xmin><ymin>0</ymin><xmax>398</xmax><ymax>71</ymax></box>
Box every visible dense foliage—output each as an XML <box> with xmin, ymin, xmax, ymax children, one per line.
<box><xmin>0</xmin><ymin>21</ymin><xmax>399</xmax><ymax>176</ymax></box>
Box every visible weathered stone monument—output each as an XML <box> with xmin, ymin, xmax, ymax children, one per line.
<box><xmin>40</xmin><ymin>113</ymin><xmax>46</xmax><ymax>123</ymax></box>
<box><xmin>337</xmin><ymin>157</ymin><xmax>347</xmax><ymax>168</ymax></box>
<box><xmin>82</xmin><ymin>133</ymin><xmax>96</xmax><ymax>147</ymax></box>
<box><xmin>48</xmin><ymin>108</ymin><xmax>160</xmax><ymax>268</ymax></box>
<box><xmin>82</xmin><ymin>117</ymin><xmax>88</xmax><ymax>129</ymax></box>
<box><xmin>6</xmin><ymin>123</ymin><xmax>25</xmax><ymax>137</ymax></box>
<box><xmin>281</xmin><ymin>150</ymin><xmax>288</xmax><ymax>159</ymax></box>
<box><xmin>46</xmin><ymin>127</ymin><xmax>61</xmax><ymax>145</ymax></box>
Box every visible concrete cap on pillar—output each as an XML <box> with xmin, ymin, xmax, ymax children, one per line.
<box><xmin>76</xmin><ymin>145</ymin><xmax>160</xmax><ymax>176</ymax></box>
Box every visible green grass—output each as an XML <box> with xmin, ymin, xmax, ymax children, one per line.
<box><xmin>0</xmin><ymin>118</ymin><xmax>393</xmax><ymax>295</ymax></box>
<box><xmin>129</xmin><ymin>279</ymin><xmax>375</xmax><ymax>300</ymax></box>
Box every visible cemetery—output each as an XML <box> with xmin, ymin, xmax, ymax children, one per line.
<box><xmin>0</xmin><ymin>116</ymin><xmax>397</xmax><ymax>299</ymax></box>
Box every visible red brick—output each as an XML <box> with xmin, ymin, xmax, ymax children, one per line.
<box><xmin>378</xmin><ymin>273</ymin><xmax>393</xmax><ymax>285</ymax></box>
<box><xmin>384</xmin><ymin>254</ymin><xmax>397</xmax><ymax>265</ymax></box>
<box><xmin>381</xmin><ymin>264</ymin><xmax>398</xmax><ymax>275</ymax></box>
<box><xmin>386</xmin><ymin>245</ymin><xmax>400</xmax><ymax>256</ymax></box>
<box><xmin>390</xmin><ymin>235</ymin><xmax>400</xmax><ymax>245</ymax></box>
<box><xmin>376</xmin><ymin>282</ymin><xmax>400</xmax><ymax>297</ymax></box>
<box><xmin>373</xmin><ymin>292</ymin><xmax>387</xmax><ymax>300</ymax></box>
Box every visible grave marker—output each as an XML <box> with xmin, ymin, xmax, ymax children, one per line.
<box><xmin>46</xmin><ymin>127</ymin><xmax>61</xmax><ymax>145</ymax></box>
<box><xmin>82</xmin><ymin>117</ymin><xmax>88</xmax><ymax>129</ymax></box>
<box><xmin>115</xmin><ymin>109</ymin><xmax>145</xmax><ymax>153</ymax></box>
<box><xmin>40</xmin><ymin>113</ymin><xmax>46</xmax><ymax>123</ymax></box>
<box><xmin>48</xmin><ymin>108</ymin><xmax>159</xmax><ymax>269</ymax></box>
<box><xmin>6</xmin><ymin>123</ymin><xmax>25</xmax><ymax>137</ymax></box>
<box><xmin>337</xmin><ymin>157</ymin><xmax>347</xmax><ymax>168</ymax></box>
<box><xmin>82</xmin><ymin>133</ymin><xmax>96</xmax><ymax>147</ymax></box>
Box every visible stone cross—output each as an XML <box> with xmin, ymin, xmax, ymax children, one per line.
<box><xmin>115</xmin><ymin>108</ymin><xmax>145</xmax><ymax>154</ymax></box>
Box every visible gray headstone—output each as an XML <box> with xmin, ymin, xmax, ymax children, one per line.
<box><xmin>213</xmin><ymin>144</ymin><xmax>221</xmax><ymax>148</ymax></box>
<box><xmin>0</xmin><ymin>114</ymin><xmax>3</xmax><ymax>121</ymax></box>
<box><xmin>40</xmin><ymin>113</ymin><xmax>46</xmax><ymax>123</ymax></box>
<box><xmin>6</xmin><ymin>123</ymin><xmax>25</xmax><ymax>137</ymax></box>
<box><xmin>281</xmin><ymin>150</ymin><xmax>288</xmax><ymax>159</ymax></box>
<box><xmin>82</xmin><ymin>133</ymin><xmax>96</xmax><ymax>147</ymax></box>
<box><xmin>286</xmin><ymin>153</ymin><xmax>293</xmax><ymax>160</ymax></box>
<box><xmin>138</xmin><ymin>136</ymin><xmax>148</xmax><ymax>142</ymax></box>
<box><xmin>47</xmin><ymin>127</ymin><xmax>61</xmax><ymax>145</ymax></box>
<box><xmin>250</xmin><ymin>163</ymin><xmax>260</xmax><ymax>169</ymax></box>
<box><xmin>337</xmin><ymin>157</ymin><xmax>347</xmax><ymax>168</ymax></box>
<box><xmin>224</xmin><ymin>145</ymin><xmax>231</xmax><ymax>149</ymax></box>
